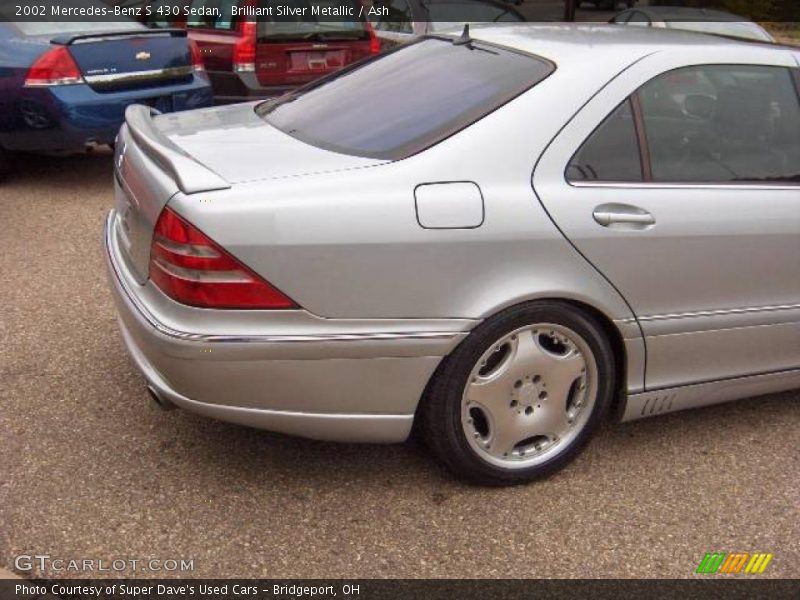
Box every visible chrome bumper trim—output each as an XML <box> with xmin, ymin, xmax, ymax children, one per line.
<box><xmin>85</xmin><ymin>65</ymin><xmax>194</xmax><ymax>87</ymax></box>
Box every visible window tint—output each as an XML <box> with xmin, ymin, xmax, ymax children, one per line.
<box><xmin>567</xmin><ymin>99</ymin><xmax>643</xmax><ymax>182</ymax></box>
<box><xmin>187</xmin><ymin>0</ymin><xmax>238</xmax><ymax>29</ymax></box>
<box><xmin>257</xmin><ymin>38</ymin><xmax>553</xmax><ymax>160</ymax></box>
<box><xmin>639</xmin><ymin>65</ymin><xmax>800</xmax><ymax>183</ymax></box>
<box><xmin>370</xmin><ymin>0</ymin><xmax>413</xmax><ymax>33</ymax></box>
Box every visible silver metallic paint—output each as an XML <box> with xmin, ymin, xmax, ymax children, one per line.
<box><xmin>106</xmin><ymin>26</ymin><xmax>799</xmax><ymax>441</ymax></box>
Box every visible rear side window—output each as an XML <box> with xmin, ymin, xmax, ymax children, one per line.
<box><xmin>640</xmin><ymin>65</ymin><xmax>800</xmax><ymax>183</ymax></box>
<box><xmin>568</xmin><ymin>64</ymin><xmax>800</xmax><ymax>184</ymax></box>
<box><xmin>257</xmin><ymin>38</ymin><xmax>553</xmax><ymax>160</ymax></box>
<box><xmin>568</xmin><ymin>99</ymin><xmax>642</xmax><ymax>182</ymax></box>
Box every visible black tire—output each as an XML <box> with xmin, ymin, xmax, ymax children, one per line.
<box><xmin>419</xmin><ymin>300</ymin><xmax>616</xmax><ymax>486</ymax></box>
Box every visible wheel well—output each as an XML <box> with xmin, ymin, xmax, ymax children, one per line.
<box><xmin>555</xmin><ymin>298</ymin><xmax>628</xmax><ymax>420</ymax></box>
<box><xmin>414</xmin><ymin>297</ymin><xmax>629</xmax><ymax>425</ymax></box>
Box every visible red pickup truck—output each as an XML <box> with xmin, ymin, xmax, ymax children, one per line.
<box><xmin>145</xmin><ymin>0</ymin><xmax>380</xmax><ymax>103</ymax></box>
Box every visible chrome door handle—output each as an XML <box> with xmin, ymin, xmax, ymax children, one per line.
<box><xmin>593</xmin><ymin>203</ymin><xmax>655</xmax><ymax>228</ymax></box>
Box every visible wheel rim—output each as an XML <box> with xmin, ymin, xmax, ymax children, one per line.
<box><xmin>461</xmin><ymin>323</ymin><xmax>598</xmax><ymax>469</ymax></box>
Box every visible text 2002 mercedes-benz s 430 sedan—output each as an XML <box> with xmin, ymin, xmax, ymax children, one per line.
<box><xmin>105</xmin><ymin>25</ymin><xmax>800</xmax><ymax>485</ymax></box>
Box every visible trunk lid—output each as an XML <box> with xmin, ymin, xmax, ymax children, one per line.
<box><xmin>113</xmin><ymin>103</ymin><xmax>382</xmax><ymax>282</ymax></box>
<box><xmin>155</xmin><ymin>102</ymin><xmax>383</xmax><ymax>184</ymax></box>
<box><xmin>56</xmin><ymin>29</ymin><xmax>194</xmax><ymax>93</ymax></box>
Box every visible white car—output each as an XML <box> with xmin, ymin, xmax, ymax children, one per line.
<box><xmin>610</xmin><ymin>7</ymin><xmax>776</xmax><ymax>43</ymax></box>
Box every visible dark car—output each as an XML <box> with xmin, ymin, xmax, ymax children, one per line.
<box><xmin>144</xmin><ymin>0</ymin><xmax>381</xmax><ymax>103</ymax></box>
<box><xmin>581</xmin><ymin>0</ymin><xmax>634</xmax><ymax>9</ymax></box>
<box><xmin>0</xmin><ymin>9</ymin><xmax>212</xmax><ymax>178</ymax></box>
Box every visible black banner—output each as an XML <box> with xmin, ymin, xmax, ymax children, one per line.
<box><xmin>1</xmin><ymin>579</ymin><xmax>800</xmax><ymax>600</ymax></box>
<box><xmin>0</xmin><ymin>0</ymin><xmax>798</xmax><ymax>24</ymax></box>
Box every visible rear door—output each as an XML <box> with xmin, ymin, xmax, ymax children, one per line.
<box><xmin>533</xmin><ymin>48</ymin><xmax>800</xmax><ymax>391</ymax></box>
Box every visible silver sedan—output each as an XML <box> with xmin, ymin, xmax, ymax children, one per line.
<box><xmin>105</xmin><ymin>25</ymin><xmax>800</xmax><ymax>485</ymax></box>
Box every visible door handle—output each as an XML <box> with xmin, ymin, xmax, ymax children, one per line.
<box><xmin>593</xmin><ymin>203</ymin><xmax>655</xmax><ymax>228</ymax></box>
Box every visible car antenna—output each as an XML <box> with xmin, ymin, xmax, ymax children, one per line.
<box><xmin>452</xmin><ymin>24</ymin><xmax>472</xmax><ymax>46</ymax></box>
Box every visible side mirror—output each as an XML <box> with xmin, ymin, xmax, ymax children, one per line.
<box><xmin>684</xmin><ymin>94</ymin><xmax>716</xmax><ymax>120</ymax></box>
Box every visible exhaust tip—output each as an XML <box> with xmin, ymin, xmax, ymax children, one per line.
<box><xmin>147</xmin><ymin>385</ymin><xmax>175</xmax><ymax>411</ymax></box>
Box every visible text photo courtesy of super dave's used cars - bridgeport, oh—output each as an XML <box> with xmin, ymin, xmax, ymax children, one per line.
<box><xmin>0</xmin><ymin>0</ymin><xmax>799</xmax><ymax>593</ymax></box>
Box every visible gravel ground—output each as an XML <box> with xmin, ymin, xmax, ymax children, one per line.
<box><xmin>0</xmin><ymin>151</ymin><xmax>798</xmax><ymax>579</ymax></box>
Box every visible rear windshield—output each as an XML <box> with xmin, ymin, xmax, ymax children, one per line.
<box><xmin>256</xmin><ymin>37</ymin><xmax>553</xmax><ymax>160</ymax></box>
<box><xmin>257</xmin><ymin>0</ymin><xmax>369</xmax><ymax>42</ymax></box>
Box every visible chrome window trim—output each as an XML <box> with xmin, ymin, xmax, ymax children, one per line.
<box><xmin>568</xmin><ymin>180</ymin><xmax>800</xmax><ymax>191</ymax></box>
<box><xmin>85</xmin><ymin>65</ymin><xmax>194</xmax><ymax>86</ymax></box>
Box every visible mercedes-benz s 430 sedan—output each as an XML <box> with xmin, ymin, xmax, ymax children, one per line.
<box><xmin>105</xmin><ymin>25</ymin><xmax>800</xmax><ymax>485</ymax></box>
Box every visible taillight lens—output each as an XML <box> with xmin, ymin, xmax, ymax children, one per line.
<box><xmin>149</xmin><ymin>208</ymin><xmax>297</xmax><ymax>310</ymax></box>
<box><xmin>366</xmin><ymin>22</ymin><xmax>381</xmax><ymax>55</ymax></box>
<box><xmin>233</xmin><ymin>21</ymin><xmax>257</xmax><ymax>73</ymax></box>
<box><xmin>188</xmin><ymin>40</ymin><xmax>205</xmax><ymax>73</ymax></box>
<box><xmin>24</xmin><ymin>46</ymin><xmax>83</xmax><ymax>87</ymax></box>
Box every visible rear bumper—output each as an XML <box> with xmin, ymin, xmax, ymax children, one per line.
<box><xmin>0</xmin><ymin>76</ymin><xmax>213</xmax><ymax>153</ymax></box>
<box><xmin>103</xmin><ymin>211</ymin><xmax>471</xmax><ymax>442</ymax></box>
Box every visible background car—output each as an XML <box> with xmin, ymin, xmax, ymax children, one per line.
<box><xmin>0</xmin><ymin>9</ymin><xmax>212</xmax><ymax>179</ymax></box>
<box><xmin>144</xmin><ymin>0</ymin><xmax>381</xmax><ymax>103</ymax></box>
<box><xmin>367</xmin><ymin>0</ymin><xmax>524</xmax><ymax>47</ymax></box>
<box><xmin>582</xmin><ymin>0</ymin><xmax>634</xmax><ymax>9</ymax></box>
<box><xmin>609</xmin><ymin>6</ymin><xmax>776</xmax><ymax>42</ymax></box>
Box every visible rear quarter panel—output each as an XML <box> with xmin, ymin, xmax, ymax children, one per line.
<box><xmin>167</xmin><ymin>60</ymin><xmax>639</xmax><ymax>326</ymax></box>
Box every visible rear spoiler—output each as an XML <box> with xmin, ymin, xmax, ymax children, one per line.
<box><xmin>51</xmin><ymin>28</ymin><xmax>186</xmax><ymax>46</ymax></box>
<box><xmin>124</xmin><ymin>105</ymin><xmax>230</xmax><ymax>195</ymax></box>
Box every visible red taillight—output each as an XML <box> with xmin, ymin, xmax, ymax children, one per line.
<box><xmin>233</xmin><ymin>21</ymin><xmax>257</xmax><ymax>73</ymax></box>
<box><xmin>24</xmin><ymin>46</ymin><xmax>82</xmax><ymax>87</ymax></box>
<box><xmin>188</xmin><ymin>40</ymin><xmax>205</xmax><ymax>73</ymax></box>
<box><xmin>366</xmin><ymin>22</ymin><xmax>381</xmax><ymax>55</ymax></box>
<box><xmin>149</xmin><ymin>208</ymin><xmax>297</xmax><ymax>310</ymax></box>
